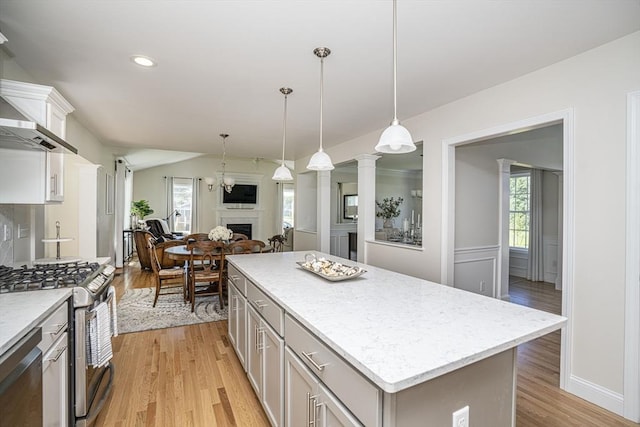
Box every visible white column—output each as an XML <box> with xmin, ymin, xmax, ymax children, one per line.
<box><xmin>114</xmin><ymin>159</ymin><xmax>126</xmax><ymax>268</ymax></box>
<box><xmin>77</xmin><ymin>163</ymin><xmax>100</xmax><ymax>259</ymax></box>
<box><xmin>356</xmin><ymin>154</ymin><xmax>380</xmax><ymax>263</ymax></box>
<box><xmin>317</xmin><ymin>170</ymin><xmax>331</xmax><ymax>253</ymax></box>
<box><xmin>497</xmin><ymin>158</ymin><xmax>516</xmax><ymax>300</ymax></box>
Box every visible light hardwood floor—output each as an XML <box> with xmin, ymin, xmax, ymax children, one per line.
<box><xmin>94</xmin><ymin>262</ymin><xmax>638</xmax><ymax>426</ymax></box>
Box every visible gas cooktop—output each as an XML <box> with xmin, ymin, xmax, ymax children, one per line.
<box><xmin>0</xmin><ymin>261</ymin><xmax>117</xmax><ymax>308</ymax></box>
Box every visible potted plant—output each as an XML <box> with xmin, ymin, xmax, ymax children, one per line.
<box><xmin>376</xmin><ymin>197</ymin><xmax>403</xmax><ymax>228</ymax></box>
<box><xmin>131</xmin><ymin>200</ymin><xmax>154</xmax><ymax>228</ymax></box>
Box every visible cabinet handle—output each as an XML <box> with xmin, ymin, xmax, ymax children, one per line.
<box><xmin>301</xmin><ymin>351</ymin><xmax>328</xmax><ymax>372</ymax></box>
<box><xmin>229</xmin><ymin>274</ymin><xmax>239</xmax><ymax>284</ymax></box>
<box><xmin>48</xmin><ymin>323</ymin><xmax>66</xmax><ymax>337</ymax></box>
<box><xmin>46</xmin><ymin>345</ymin><xmax>67</xmax><ymax>363</ymax></box>
<box><xmin>254</xmin><ymin>324</ymin><xmax>259</xmax><ymax>352</ymax></box>
<box><xmin>307</xmin><ymin>393</ymin><xmax>320</xmax><ymax>427</ymax></box>
<box><xmin>257</xmin><ymin>327</ymin><xmax>265</xmax><ymax>352</ymax></box>
<box><xmin>251</xmin><ymin>299</ymin><xmax>268</xmax><ymax>310</ymax></box>
<box><xmin>232</xmin><ymin>295</ymin><xmax>238</xmax><ymax>312</ymax></box>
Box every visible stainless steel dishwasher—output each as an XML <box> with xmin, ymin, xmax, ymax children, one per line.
<box><xmin>0</xmin><ymin>327</ymin><xmax>43</xmax><ymax>427</ymax></box>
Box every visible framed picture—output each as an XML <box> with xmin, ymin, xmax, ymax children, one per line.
<box><xmin>343</xmin><ymin>194</ymin><xmax>358</xmax><ymax>220</ymax></box>
<box><xmin>106</xmin><ymin>173</ymin><xmax>114</xmax><ymax>214</ymax></box>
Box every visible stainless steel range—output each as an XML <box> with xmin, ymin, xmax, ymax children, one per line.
<box><xmin>0</xmin><ymin>261</ymin><xmax>117</xmax><ymax>427</ymax></box>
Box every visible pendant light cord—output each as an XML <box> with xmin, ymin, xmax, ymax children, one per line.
<box><xmin>282</xmin><ymin>93</ymin><xmax>288</xmax><ymax>163</ymax></box>
<box><xmin>392</xmin><ymin>0</ymin><xmax>398</xmax><ymax>124</ymax></box>
<box><xmin>320</xmin><ymin>56</ymin><xmax>324</xmax><ymax>152</ymax></box>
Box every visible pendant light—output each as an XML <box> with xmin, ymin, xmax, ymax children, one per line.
<box><xmin>375</xmin><ymin>0</ymin><xmax>416</xmax><ymax>154</ymax></box>
<box><xmin>219</xmin><ymin>133</ymin><xmax>235</xmax><ymax>193</ymax></box>
<box><xmin>272</xmin><ymin>87</ymin><xmax>294</xmax><ymax>181</ymax></box>
<box><xmin>307</xmin><ymin>47</ymin><xmax>335</xmax><ymax>171</ymax></box>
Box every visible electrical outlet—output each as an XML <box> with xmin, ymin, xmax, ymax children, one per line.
<box><xmin>452</xmin><ymin>405</ymin><xmax>469</xmax><ymax>427</ymax></box>
<box><xmin>480</xmin><ymin>280</ymin><xmax>486</xmax><ymax>292</ymax></box>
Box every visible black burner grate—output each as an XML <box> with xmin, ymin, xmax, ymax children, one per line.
<box><xmin>0</xmin><ymin>261</ymin><xmax>101</xmax><ymax>293</ymax></box>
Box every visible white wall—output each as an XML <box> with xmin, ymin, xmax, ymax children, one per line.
<box><xmin>132</xmin><ymin>156</ymin><xmax>282</xmax><ymax>242</ymax></box>
<box><xmin>294</xmin><ymin>32</ymin><xmax>640</xmax><ymax>406</ymax></box>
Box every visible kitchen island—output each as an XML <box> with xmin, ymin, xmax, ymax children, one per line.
<box><xmin>226</xmin><ymin>251</ymin><xmax>566</xmax><ymax>426</ymax></box>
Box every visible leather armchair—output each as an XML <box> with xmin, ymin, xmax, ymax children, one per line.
<box><xmin>133</xmin><ymin>230</ymin><xmax>184</xmax><ymax>270</ymax></box>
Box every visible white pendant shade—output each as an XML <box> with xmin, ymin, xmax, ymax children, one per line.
<box><xmin>223</xmin><ymin>176</ymin><xmax>235</xmax><ymax>187</ymax></box>
<box><xmin>307</xmin><ymin>149</ymin><xmax>334</xmax><ymax>171</ymax></box>
<box><xmin>375</xmin><ymin>122</ymin><xmax>416</xmax><ymax>153</ymax></box>
<box><xmin>272</xmin><ymin>163</ymin><xmax>293</xmax><ymax>181</ymax></box>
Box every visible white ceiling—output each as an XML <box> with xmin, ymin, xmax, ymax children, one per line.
<box><xmin>1</xmin><ymin>1</ymin><xmax>638</xmax><ymax>170</ymax></box>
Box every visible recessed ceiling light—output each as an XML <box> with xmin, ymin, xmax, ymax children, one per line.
<box><xmin>131</xmin><ymin>55</ymin><xmax>157</xmax><ymax>67</ymax></box>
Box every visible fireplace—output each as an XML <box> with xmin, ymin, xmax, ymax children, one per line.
<box><xmin>228</xmin><ymin>223</ymin><xmax>252</xmax><ymax>239</ymax></box>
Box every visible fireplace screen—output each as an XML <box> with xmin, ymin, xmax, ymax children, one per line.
<box><xmin>227</xmin><ymin>223</ymin><xmax>252</xmax><ymax>239</ymax></box>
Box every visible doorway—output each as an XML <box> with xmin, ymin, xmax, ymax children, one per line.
<box><xmin>441</xmin><ymin>109</ymin><xmax>575</xmax><ymax>390</ymax></box>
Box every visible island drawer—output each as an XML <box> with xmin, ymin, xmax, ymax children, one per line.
<box><xmin>284</xmin><ymin>314</ymin><xmax>381</xmax><ymax>427</ymax></box>
<box><xmin>37</xmin><ymin>300</ymin><xmax>68</xmax><ymax>354</ymax></box>
<box><xmin>227</xmin><ymin>264</ymin><xmax>246</xmax><ymax>296</ymax></box>
<box><xmin>246</xmin><ymin>278</ymin><xmax>284</xmax><ymax>336</ymax></box>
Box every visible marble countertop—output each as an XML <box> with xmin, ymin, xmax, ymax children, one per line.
<box><xmin>0</xmin><ymin>289</ymin><xmax>72</xmax><ymax>355</ymax></box>
<box><xmin>227</xmin><ymin>251</ymin><xmax>567</xmax><ymax>394</ymax></box>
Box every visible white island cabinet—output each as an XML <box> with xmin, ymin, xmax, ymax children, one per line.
<box><xmin>226</xmin><ymin>251</ymin><xmax>566</xmax><ymax>427</ymax></box>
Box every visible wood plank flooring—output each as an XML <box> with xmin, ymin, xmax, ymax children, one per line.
<box><xmin>94</xmin><ymin>262</ymin><xmax>638</xmax><ymax>426</ymax></box>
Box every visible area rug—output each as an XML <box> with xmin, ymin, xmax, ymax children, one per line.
<box><xmin>117</xmin><ymin>287</ymin><xmax>228</xmax><ymax>334</ymax></box>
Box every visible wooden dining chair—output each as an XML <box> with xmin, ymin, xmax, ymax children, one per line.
<box><xmin>184</xmin><ymin>233</ymin><xmax>210</xmax><ymax>243</ymax></box>
<box><xmin>187</xmin><ymin>239</ymin><xmax>226</xmax><ymax>312</ymax></box>
<box><xmin>230</xmin><ymin>233</ymin><xmax>248</xmax><ymax>241</ymax></box>
<box><xmin>267</xmin><ymin>234</ymin><xmax>285</xmax><ymax>252</ymax></box>
<box><xmin>147</xmin><ymin>236</ymin><xmax>185</xmax><ymax>307</ymax></box>
<box><xmin>227</xmin><ymin>239</ymin><xmax>266</xmax><ymax>254</ymax></box>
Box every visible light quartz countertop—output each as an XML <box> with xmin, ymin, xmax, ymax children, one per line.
<box><xmin>0</xmin><ymin>289</ymin><xmax>72</xmax><ymax>355</ymax></box>
<box><xmin>227</xmin><ymin>251</ymin><xmax>567</xmax><ymax>394</ymax></box>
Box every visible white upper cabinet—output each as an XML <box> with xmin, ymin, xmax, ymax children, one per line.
<box><xmin>0</xmin><ymin>79</ymin><xmax>74</xmax><ymax>203</ymax></box>
<box><xmin>1</xmin><ymin>79</ymin><xmax>74</xmax><ymax>139</ymax></box>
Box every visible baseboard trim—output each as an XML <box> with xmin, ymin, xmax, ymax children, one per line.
<box><xmin>566</xmin><ymin>374</ymin><xmax>624</xmax><ymax>417</ymax></box>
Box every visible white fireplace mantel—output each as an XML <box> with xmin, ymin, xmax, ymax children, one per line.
<box><xmin>218</xmin><ymin>209</ymin><xmax>263</xmax><ymax>240</ymax></box>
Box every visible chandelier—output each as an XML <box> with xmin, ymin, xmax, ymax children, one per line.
<box><xmin>219</xmin><ymin>133</ymin><xmax>235</xmax><ymax>193</ymax></box>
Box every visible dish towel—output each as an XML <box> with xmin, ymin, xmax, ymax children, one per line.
<box><xmin>88</xmin><ymin>301</ymin><xmax>113</xmax><ymax>368</ymax></box>
<box><xmin>107</xmin><ymin>285</ymin><xmax>118</xmax><ymax>337</ymax></box>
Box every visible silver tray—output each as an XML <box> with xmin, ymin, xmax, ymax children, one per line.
<box><xmin>296</xmin><ymin>261</ymin><xmax>366</xmax><ymax>282</ymax></box>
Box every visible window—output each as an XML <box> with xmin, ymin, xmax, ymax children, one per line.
<box><xmin>509</xmin><ymin>173</ymin><xmax>530</xmax><ymax>249</ymax></box>
<box><xmin>282</xmin><ymin>182</ymin><xmax>294</xmax><ymax>231</ymax></box>
<box><xmin>172</xmin><ymin>177</ymin><xmax>193</xmax><ymax>234</ymax></box>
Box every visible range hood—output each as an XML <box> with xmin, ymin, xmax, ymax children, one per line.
<box><xmin>0</xmin><ymin>80</ymin><xmax>77</xmax><ymax>154</ymax></box>
<box><xmin>0</xmin><ymin>117</ymin><xmax>78</xmax><ymax>154</ymax></box>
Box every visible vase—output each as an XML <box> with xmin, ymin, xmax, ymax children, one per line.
<box><xmin>383</xmin><ymin>219</ymin><xmax>394</xmax><ymax>229</ymax></box>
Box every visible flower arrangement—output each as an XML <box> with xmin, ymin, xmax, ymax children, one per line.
<box><xmin>208</xmin><ymin>226</ymin><xmax>233</xmax><ymax>241</ymax></box>
<box><xmin>375</xmin><ymin>197</ymin><xmax>404</xmax><ymax>220</ymax></box>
